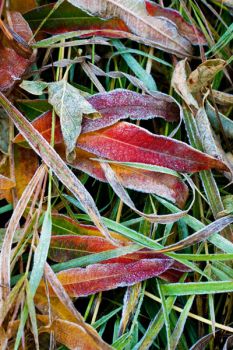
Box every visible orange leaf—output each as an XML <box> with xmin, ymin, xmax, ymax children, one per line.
<box><xmin>38</xmin><ymin>316</ymin><xmax>112</xmax><ymax>350</ymax></box>
<box><xmin>0</xmin><ymin>174</ymin><xmax>15</xmax><ymax>191</ymax></box>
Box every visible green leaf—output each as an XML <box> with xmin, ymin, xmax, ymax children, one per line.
<box><xmin>20</xmin><ymin>80</ymin><xmax>48</xmax><ymax>96</ymax></box>
<box><xmin>161</xmin><ymin>281</ymin><xmax>233</xmax><ymax>296</ymax></box>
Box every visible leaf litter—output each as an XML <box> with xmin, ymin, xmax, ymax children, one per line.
<box><xmin>0</xmin><ymin>0</ymin><xmax>232</xmax><ymax>349</ymax></box>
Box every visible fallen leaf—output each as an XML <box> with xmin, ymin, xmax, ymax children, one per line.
<box><xmin>0</xmin><ymin>91</ymin><xmax>113</xmax><ymax>244</ymax></box>
<box><xmin>9</xmin><ymin>0</ymin><xmax>37</xmax><ymax>13</ymax></box>
<box><xmin>38</xmin><ymin>316</ymin><xmax>112</xmax><ymax>350</ymax></box>
<box><xmin>49</xmin><ymin>234</ymin><xmax>190</xmax><ymax>274</ymax></box>
<box><xmin>82</xmin><ymin>89</ymin><xmax>180</xmax><ymax>133</ymax></box>
<box><xmin>171</xmin><ymin>59</ymin><xmax>199</xmax><ymax>111</ymax></box>
<box><xmin>211</xmin><ymin>90</ymin><xmax>233</xmax><ymax>106</ymax></box>
<box><xmin>60</xmin><ymin>147</ymin><xmax>189</xmax><ymax>208</ymax></box>
<box><xmin>67</xmin><ymin>0</ymin><xmax>192</xmax><ymax>56</ymax></box>
<box><xmin>48</xmin><ymin>79</ymin><xmax>101</xmax><ymax>159</ymax></box>
<box><xmin>145</xmin><ymin>0</ymin><xmax>207</xmax><ymax>45</ymax></box>
<box><xmin>14</xmin><ymin>111</ymin><xmax>228</xmax><ymax>172</ymax></box>
<box><xmin>51</xmin><ymin>214</ymin><xmax>130</xmax><ymax>242</ymax></box>
<box><xmin>0</xmin><ymin>12</ymin><xmax>36</xmax><ymax>92</ymax></box>
<box><xmin>24</xmin><ymin>1</ymin><xmax>130</xmax><ymax>36</ymax></box>
<box><xmin>0</xmin><ymin>45</ymin><xmax>33</xmax><ymax>92</ymax></box>
<box><xmin>0</xmin><ymin>174</ymin><xmax>15</xmax><ymax>191</ymax></box>
<box><xmin>172</xmin><ymin>59</ymin><xmax>229</xmax><ymax>165</ymax></box>
<box><xmin>43</xmin><ymin>258</ymin><xmax>175</xmax><ymax>297</ymax></box>
<box><xmin>15</xmin><ymin>86</ymin><xmax>183</xmax><ymax>140</ymax></box>
<box><xmin>0</xmin><ymin>145</ymin><xmax>38</xmax><ymax>202</ymax></box>
<box><xmin>100</xmin><ymin>162</ymin><xmax>194</xmax><ymax>223</ymax></box>
<box><xmin>77</xmin><ymin>122</ymin><xmax>228</xmax><ymax>172</ymax></box>
<box><xmin>187</xmin><ymin>59</ymin><xmax>226</xmax><ymax>95</ymax></box>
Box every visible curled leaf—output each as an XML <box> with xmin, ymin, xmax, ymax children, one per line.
<box><xmin>187</xmin><ymin>59</ymin><xmax>226</xmax><ymax>94</ymax></box>
<box><xmin>67</xmin><ymin>0</ymin><xmax>192</xmax><ymax>56</ymax></box>
<box><xmin>145</xmin><ymin>0</ymin><xmax>207</xmax><ymax>45</ymax></box>
<box><xmin>38</xmin><ymin>316</ymin><xmax>112</xmax><ymax>350</ymax></box>
<box><xmin>0</xmin><ymin>12</ymin><xmax>36</xmax><ymax>92</ymax></box>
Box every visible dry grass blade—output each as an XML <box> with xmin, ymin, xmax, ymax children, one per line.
<box><xmin>155</xmin><ymin>215</ymin><xmax>233</xmax><ymax>253</ymax></box>
<box><xmin>0</xmin><ymin>91</ymin><xmax>114</xmax><ymax>244</ymax></box>
<box><xmin>101</xmin><ymin>162</ymin><xmax>195</xmax><ymax>223</ymax></box>
<box><xmin>43</xmin><ymin>264</ymin><xmax>112</xmax><ymax>349</ymax></box>
<box><xmin>0</xmin><ymin>164</ymin><xmax>46</xmax><ymax>303</ymax></box>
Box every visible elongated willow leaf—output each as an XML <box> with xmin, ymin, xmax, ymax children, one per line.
<box><xmin>40</xmin><ymin>258</ymin><xmax>174</xmax><ymax>297</ymax></box>
<box><xmin>14</xmin><ymin>114</ymin><xmax>189</xmax><ymax>206</ymax></box>
<box><xmin>82</xmin><ymin>89</ymin><xmax>181</xmax><ymax>133</ymax></box>
<box><xmin>49</xmin><ymin>235</ymin><xmax>189</xmax><ymax>283</ymax></box>
<box><xmin>49</xmin><ymin>234</ymin><xmax>189</xmax><ymax>270</ymax></box>
<box><xmin>15</xmin><ymin>87</ymin><xmax>182</xmax><ymax>140</ymax></box>
<box><xmin>38</xmin><ymin>315</ymin><xmax>112</xmax><ymax>350</ymax></box>
<box><xmin>0</xmin><ymin>92</ymin><xmax>113</xmax><ymax>244</ymax></box>
<box><xmin>51</xmin><ymin>213</ymin><xmax>128</xmax><ymax>241</ymax></box>
<box><xmin>77</xmin><ymin>122</ymin><xmax>227</xmax><ymax>173</ymax></box>
<box><xmin>60</xmin><ymin>147</ymin><xmax>189</xmax><ymax>208</ymax></box>
<box><xmin>67</xmin><ymin>0</ymin><xmax>192</xmax><ymax>56</ymax></box>
<box><xmin>24</xmin><ymin>1</ymin><xmax>130</xmax><ymax>36</ymax></box>
<box><xmin>145</xmin><ymin>0</ymin><xmax>207</xmax><ymax>45</ymax></box>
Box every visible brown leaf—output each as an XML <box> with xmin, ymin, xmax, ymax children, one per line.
<box><xmin>9</xmin><ymin>0</ymin><xmax>37</xmax><ymax>13</ymax></box>
<box><xmin>68</xmin><ymin>0</ymin><xmax>192</xmax><ymax>56</ymax></box>
<box><xmin>187</xmin><ymin>59</ymin><xmax>226</xmax><ymax>95</ymax></box>
<box><xmin>145</xmin><ymin>0</ymin><xmax>207</xmax><ymax>45</ymax></box>
<box><xmin>0</xmin><ymin>174</ymin><xmax>15</xmax><ymax>191</ymax></box>
<box><xmin>39</xmin><ymin>316</ymin><xmax>112</xmax><ymax>350</ymax></box>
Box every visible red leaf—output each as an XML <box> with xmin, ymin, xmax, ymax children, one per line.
<box><xmin>82</xmin><ymin>89</ymin><xmax>180</xmax><ymax>133</ymax></box>
<box><xmin>145</xmin><ymin>0</ymin><xmax>207</xmax><ymax>45</ymax></box>
<box><xmin>14</xmin><ymin>111</ymin><xmax>61</xmax><ymax>144</ymax></box>
<box><xmin>0</xmin><ymin>12</ymin><xmax>35</xmax><ymax>92</ymax></box>
<box><xmin>15</xmin><ymin>88</ymin><xmax>181</xmax><ymax>140</ymax></box>
<box><xmin>49</xmin><ymin>234</ymin><xmax>190</xmax><ymax>273</ymax></box>
<box><xmin>56</xmin><ymin>146</ymin><xmax>189</xmax><ymax>207</ymax></box>
<box><xmin>77</xmin><ymin>122</ymin><xmax>228</xmax><ymax>173</ymax></box>
<box><xmin>51</xmin><ymin>213</ymin><xmax>127</xmax><ymax>241</ymax></box>
<box><xmin>51</xmin><ymin>258</ymin><xmax>174</xmax><ymax>297</ymax></box>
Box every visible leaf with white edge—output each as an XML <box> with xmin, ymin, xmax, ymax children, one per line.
<box><xmin>48</xmin><ymin>79</ymin><xmax>101</xmax><ymax>159</ymax></box>
<box><xmin>67</xmin><ymin>0</ymin><xmax>192</xmax><ymax>57</ymax></box>
<box><xmin>20</xmin><ymin>80</ymin><xmax>48</xmax><ymax>95</ymax></box>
